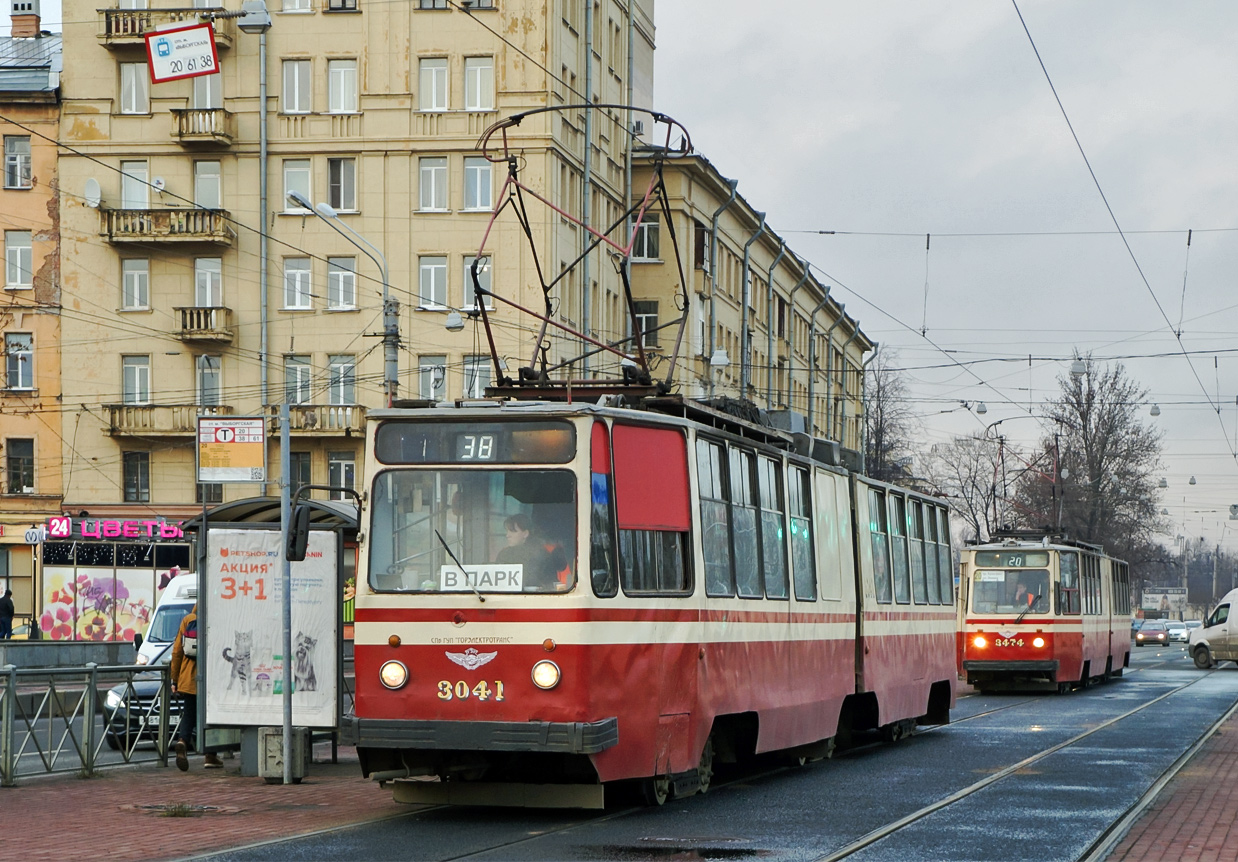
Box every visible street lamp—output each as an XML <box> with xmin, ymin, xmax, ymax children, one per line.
<box><xmin>287</xmin><ymin>191</ymin><xmax>398</xmax><ymax>406</ymax></box>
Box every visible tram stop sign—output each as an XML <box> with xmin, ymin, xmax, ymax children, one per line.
<box><xmin>144</xmin><ymin>22</ymin><xmax>220</xmax><ymax>84</ymax></box>
<box><xmin>197</xmin><ymin>416</ymin><xmax>267</xmax><ymax>483</ymax></box>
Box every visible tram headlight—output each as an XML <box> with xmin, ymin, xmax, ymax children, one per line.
<box><xmin>1032</xmin><ymin>636</ymin><xmax>1045</xmax><ymax>648</ymax></box>
<box><xmin>531</xmin><ymin>660</ymin><xmax>561</xmax><ymax>690</ymax></box>
<box><xmin>972</xmin><ymin>635</ymin><xmax>988</xmax><ymax>649</ymax></box>
<box><xmin>379</xmin><ymin>660</ymin><xmax>409</xmax><ymax>690</ymax></box>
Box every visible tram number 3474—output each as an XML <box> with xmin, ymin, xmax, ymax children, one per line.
<box><xmin>437</xmin><ymin>680</ymin><xmax>506</xmax><ymax>701</ymax></box>
<box><xmin>994</xmin><ymin>638</ymin><xmax>1025</xmax><ymax>647</ymax></box>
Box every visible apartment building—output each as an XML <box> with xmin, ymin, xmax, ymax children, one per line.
<box><xmin>56</xmin><ymin>0</ymin><xmax>655</xmax><ymax>523</ymax></box>
<box><xmin>0</xmin><ymin>4</ymin><xmax>60</xmax><ymax>622</ymax></box>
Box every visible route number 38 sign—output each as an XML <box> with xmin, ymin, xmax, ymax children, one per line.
<box><xmin>145</xmin><ymin>23</ymin><xmax>220</xmax><ymax>84</ymax></box>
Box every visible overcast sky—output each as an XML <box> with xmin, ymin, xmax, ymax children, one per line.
<box><xmin>655</xmin><ymin>1</ymin><xmax>1238</xmax><ymax>548</ymax></box>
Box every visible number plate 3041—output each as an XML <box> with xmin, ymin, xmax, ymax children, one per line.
<box><xmin>437</xmin><ymin>680</ymin><xmax>505</xmax><ymax>701</ymax></box>
<box><xmin>995</xmin><ymin>638</ymin><xmax>1024</xmax><ymax>647</ymax></box>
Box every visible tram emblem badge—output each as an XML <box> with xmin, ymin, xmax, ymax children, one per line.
<box><xmin>446</xmin><ymin>648</ymin><xmax>498</xmax><ymax>671</ymax></box>
<box><xmin>998</xmin><ymin>629</ymin><xmax>1017</xmax><ymax>639</ymax></box>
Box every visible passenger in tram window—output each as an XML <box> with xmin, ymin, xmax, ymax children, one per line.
<box><xmin>496</xmin><ymin>514</ymin><xmax>559</xmax><ymax>592</ymax></box>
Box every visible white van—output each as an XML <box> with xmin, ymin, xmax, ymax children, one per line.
<box><xmin>135</xmin><ymin>573</ymin><xmax>197</xmax><ymax>666</ymax></box>
<box><xmin>1188</xmin><ymin>588</ymin><xmax>1237</xmax><ymax>669</ymax></box>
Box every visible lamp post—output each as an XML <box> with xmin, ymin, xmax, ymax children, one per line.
<box><xmin>287</xmin><ymin>191</ymin><xmax>398</xmax><ymax>405</ymax></box>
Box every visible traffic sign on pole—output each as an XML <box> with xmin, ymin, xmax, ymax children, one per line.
<box><xmin>145</xmin><ymin>22</ymin><xmax>220</xmax><ymax>84</ymax></box>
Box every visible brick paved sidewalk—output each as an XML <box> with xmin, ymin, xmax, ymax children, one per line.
<box><xmin>1106</xmin><ymin>714</ymin><xmax>1238</xmax><ymax>862</ymax></box>
<box><xmin>0</xmin><ymin>744</ymin><xmax>409</xmax><ymax>861</ymax></box>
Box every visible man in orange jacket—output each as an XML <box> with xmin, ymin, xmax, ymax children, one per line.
<box><xmin>169</xmin><ymin>605</ymin><xmax>222</xmax><ymax>771</ymax></box>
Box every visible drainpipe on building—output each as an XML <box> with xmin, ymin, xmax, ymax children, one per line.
<box><xmin>763</xmin><ymin>239</ymin><xmax>786</xmax><ymax>406</ymax></box>
<box><xmin>859</xmin><ymin>343</ymin><xmax>880</xmax><ymax>473</ymax></box>
<box><xmin>783</xmin><ymin>259</ymin><xmax>811</xmax><ymax>409</ymax></box>
<box><xmin>738</xmin><ymin>212</ymin><xmax>767</xmax><ymax>397</ymax></box>
<box><xmin>830</xmin><ymin>324</ymin><xmax>861</xmax><ymax>447</ymax></box>
<box><xmin>623</xmin><ymin>4</ymin><xmax>634</xmax><ymax>331</ymax></box>
<box><xmin>806</xmin><ymin>296</ymin><xmax>837</xmax><ymax>435</ymax></box>
<box><xmin>581</xmin><ymin>0</ymin><xmax>594</xmax><ymax>374</ymax></box>
<box><xmin>708</xmin><ymin>179</ymin><xmax>739</xmax><ymax>391</ymax></box>
<box><xmin>258</xmin><ymin>31</ymin><xmax>269</xmax><ymax>406</ymax></box>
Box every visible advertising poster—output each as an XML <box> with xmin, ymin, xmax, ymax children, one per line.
<box><xmin>204</xmin><ymin>528</ymin><xmax>338</xmax><ymax>728</ymax></box>
<box><xmin>1142</xmin><ymin>587</ymin><xmax>1187</xmax><ymax>614</ymax></box>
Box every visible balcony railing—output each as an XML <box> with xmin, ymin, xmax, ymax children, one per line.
<box><xmin>98</xmin><ymin>9</ymin><xmax>234</xmax><ymax>48</ymax></box>
<box><xmin>103</xmin><ymin>209</ymin><xmax>233</xmax><ymax>245</ymax></box>
<box><xmin>274</xmin><ymin>404</ymin><xmax>366</xmax><ymax>435</ymax></box>
<box><xmin>105</xmin><ymin>404</ymin><xmax>234</xmax><ymax>436</ymax></box>
<box><xmin>173</xmin><ymin>306</ymin><xmax>233</xmax><ymax>343</ymax></box>
<box><xmin>170</xmin><ymin>108</ymin><xmax>235</xmax><ymax>145</ymax></box>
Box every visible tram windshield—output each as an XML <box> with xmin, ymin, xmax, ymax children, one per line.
<box><xmin>367</xmin><ymin>468</ymin><xmax>577</xmax><ymax>594</ymax></box>
<box><xmin>971</xmin><ymin>569</ymin><xmax>1051</xmax><ymax>614</ymax></box>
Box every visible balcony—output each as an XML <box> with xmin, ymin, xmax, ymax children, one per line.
<box><xmin>105</xmin><ymin>404</ymin><xmax>234</xmax><ymax>436</ymax></box>
<box><xmin>274</xmin><ymin>405</ymin><xmax>366</xmax><ymax>436</ymax></box>
<box><xmin>174</xmin><ymin>306</ymin><xmax>233</xmax><ymax>343</ymax></box>
<box><xmin>170</xmin><ymin>108</ymin><xmax>235</xmax><ymax>146</ymax></box>
<box><xmin>98</xmin><ymin>9</ymin><xmax>234</xmax><ymax>49</ymax></box>
<box><xmin>103</xmin><ymin>209</ymin><xmax>233</xmax><ymax>245</ymax></box>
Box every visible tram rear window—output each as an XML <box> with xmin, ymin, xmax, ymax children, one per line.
<box><xmin>375</xmin><ymin>421</ymin><xmax>575</xmax><ymax>464</ymax></box>
<box><xmin>974</xmin><ymin>551</ymin><xmax>1049</xmax><ymax>568</ymax></box>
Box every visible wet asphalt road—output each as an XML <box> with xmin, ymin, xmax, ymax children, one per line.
<box><xmin>198</xmin><ymin>643</ymin><xmax>1235</xmax><ymax>862</ymax></box>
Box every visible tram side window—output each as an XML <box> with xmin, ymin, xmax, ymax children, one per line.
<box><xmin>923</xmin><ymin>502</ymin><xmax>941</xmax><ymax>604</ymax></box>
<box><xmin>697</xmin><ymin>438</ymin><xmax>734</xmax><ymax>597</ymax></box>
<box><xmin>589</xmin><ymin>423</ymin><xmax>618</xmax><ymax>598</ymax></box>
<box><xmin>758</xmin><ymin>456</ymin><xmax>789</xmax><ymax>600</ymax></box>
<box><xmin>612</xmin><ymin>424</ymin><xmax>692</xmax><ymax>596</ymax></box>
<box><xmin>1086</xmin><ymin>555</ymin><xmax>1101</xmax><ymax>614</ymax></box>
<box><xmin>1059</xmin><ymin>551</ymin><xmax>1080</xmax><ymax>614</ymax></box>
<box><xmin>1112</xmin><ymin>562</ymin><xmax>1130</xmax><ymax>615</ymax></box>
<box><xmin>936</xmin><ymin>508</ymin><xmax>953</xmax><ymax>604</ymax></box>
<box><xmin>789</xmin><ymin>466</ymin><xmax>816</xmax><ymax>600</ymax></box>
<box><xmin>888</xmin><ymin>494</ymin><xmax>911</xmax><ymax>604</ymax></box>
<box><xmin>869</xmin><ymin>489</ymin><xmax>892</xmax><ymax>604</ymax></box>
<box><xmin>730</xmin><ymin>448</ymin><xmax>762</xmax><ymax>599</ymax></box>
<box><xmin>907</xmin><ymin>500</ymin><xmax>928</xmax><ymax>604</ymax></box>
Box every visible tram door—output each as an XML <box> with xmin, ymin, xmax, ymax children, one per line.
<box><xmin>611</xmin><ymin>424</ymin><xmax>699</xmax><ymax>776</ymax></box>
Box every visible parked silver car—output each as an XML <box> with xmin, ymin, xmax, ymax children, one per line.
<box><xmin>1166</xmin><ymin>621</ymin><xmax>1189</xmax><ymax>643</ymax></box>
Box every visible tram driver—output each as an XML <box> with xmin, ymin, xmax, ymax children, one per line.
<box><xmin>496</xmin><ymin>514</ymin><xmax>567</xmax><ymax>593</ymax></box>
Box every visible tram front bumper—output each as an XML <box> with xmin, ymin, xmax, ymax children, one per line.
<box><xmin>343</xmin><ymin>716</ymin><xmax>619</xmax><ymax>755</ymax></box>
<box><xmin>963</xmin><ymin>660</ymin><xmax>1059</xmax><ymax>673</ymax></box>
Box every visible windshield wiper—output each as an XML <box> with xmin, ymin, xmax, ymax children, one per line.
<box><xmin>1014</xmin><ymin>592</ymin><xmax>1043</xmax><ymax>624</ymax></box>
<box><xmin>434</xmin><ymin>529</ymin><xmax>485</xmax><ymax>604</ymax></box>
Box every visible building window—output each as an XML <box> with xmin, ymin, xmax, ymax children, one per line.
<box><xmin>196</xmin><ymin>482</ymin><xmax>223</xmax><ymax>504</ymax></box>
<box><xmin>327</xmin><ymin>256</ymin><xmax>356</xmax><ymax>309</ymax></box>
<box><xmin>418</xmin><ymin>256</ymin><xmax>447</xmax><ymax>308</ymax></box>
<box><xmin>417</xmin><ymin>0</ymin><xmax>446</xmax><ymax>8</ymax></box>
<box><xmin>282</xmin><ymin>59</ymin><xmax>312</xmax><ymax>113</ymax></box>
<box><xmin>463</xmin><ymin>157</ymin><xmax>492</xmax><ymax>210</ymax></box>
<box><xmin>283</xmin><ymin>258</ymin><xmax>312</xmax><ymax>309</ymax></box>
<box><xmin>5</xmin><ymin>231</ymin><xmax>32</xmax><ymax>287</ymax></box>
<box><xmin>197</xmin><ymin>355</ymin><xmax>221</xmax><ymax>406</ymax></box>
<box><xmin>282</xmin><ymin>0</ymin><xmax>310</xmax><ymax>10</ymax></box>
<box><xmin>419</xmin><ymin>157</ymin><xmax>447</xmax><ymax>211</ymax></box>
<box><xmin>283</xmin><ymin>159</ymin><xmax>310</xmax><ymax>209</ymax></box>
<box><xmin>123</xmin><ymin>452</ymin><xmax>150</xmax><ymax>502</ymax></box>
<box><xmin>327</xmin><ymin>157</ymin><xmax>356</xmax><ymax>210</ymax></box>
<box><xmin>326</xmin><ymin>0</ymin><xmax>357</xmax><ymax>10</ymax></box>
<box><xmin>464</xmin><ymin>255</ymin><xmax>491</xmax><ymax>309</ymax></box>
<box><xmin>419</xmin><ymin>58</ymin><xmax>447</xmax><ymax>110</ymax></box>
<box><xmin>195</xmin><ymin>258</ymin><xmax>222</xmax><ymax>306</ymax></box>
<box><xmin>194</xmin><ymin>160</ymin><xmax>222</xmax><ymax>209</ymax></box>
<box><xmin>327</xmin><ymin>59</ymin><xmax>358</xmax><ymax>113</ymax></box>
<box><xmin>4</xmin><ymin>333</ymin><xmax>32</xmax><ymax>389</ymax></box>
<box><xmin>285</xmin><ymin>355</ymin><xmax>312</xmax><ymax>404</ymax></box>
<box><xmin>119</xmin><ymin>63</ymin><xmax>149</xmax><ymax>114</ymax></box>
<box><xmin>289</xmin><ymin>451</ymin><xmax>311</xmax><ymax>495</ymax></box>
<box><xmin>327</xmin><ymin>451</ymin><xmax>355</xmax><ymax>500</ymax></box>
<box><xmin>327</xmin><ymin>354</ymin><xmax>355</xmax><ymax>405</ymax></box>
<box><xmin>192</xmin><ymin>72</ymin><xmax>221</xmax><ymax>109</ymax></box>
<box><xmin>122</xmin><ymin>259</ymin><xmax>149</xmax><ymax>310</ymax></box>
<box><xmin>418</xmin><ymin>354</ymin><xmax>446</xmax><ymax>400</ymax></box>
<box><xmin>631</xmin><ymin>213</ymin><xmax>659</xmax><ymax>260</ymax></box>
<box><xmin>4</xmin><ymin>136</ymin><xmax>30</xmax><ymax>189</ymax></box>
<box><xmin>633</xmin><ymin>300</ymin><xmax>658</xmax><ymax>348</ymax></box>
<box><xmin>464</xmin><ymin>355</ymin><xmax>490</xmax><ymax>398</ymax></box>
<box><xmin>120</xmin><ymin>160</ymin><xmax>148</xmax><ymax>209</ymax></box>
<box><xmin>464</xmin><ymin>57</ymin><xmax>494</xmax><ymax>111</ymax></box>
<box><xmin>5</xmin><ymin>438</ymin><xmax>34</xmax><ymax>494</ymax></box>
<box><xmin>122</xmin><ymin>355</ymin><xmax>151</xmax><ymax>404</ymax></box>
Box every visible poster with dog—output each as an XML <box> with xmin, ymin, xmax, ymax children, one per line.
<box><xmin>204</xmin><ymin>528</ymin><xmax>338</xmax><ymax>728</ymax></box>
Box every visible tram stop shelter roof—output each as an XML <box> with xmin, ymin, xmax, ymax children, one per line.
<box><xmin>181</xmin><ymin>496</ymin><xmax>359</xmax><ymax>534</ymax></box>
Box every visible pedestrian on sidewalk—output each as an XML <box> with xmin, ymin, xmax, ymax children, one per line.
<box><xmin>0</xmin><ymin>589</ymin><xmax>14</xmax><ymax>639</ymax></box>
<box><xmin>169</xmin><ymin>604</ymin><xmax>222</xmax><ymax>770</ymax></box>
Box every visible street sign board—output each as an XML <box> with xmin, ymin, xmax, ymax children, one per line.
<box><xmin>144</xmin><ymin>22</ymin><xmax>220</xmax><ymax>84</ymax></box>
<box><xmin>197</xmin><ymin>416</ymin><xmax>267</xmax><ymax>483</ymax></box>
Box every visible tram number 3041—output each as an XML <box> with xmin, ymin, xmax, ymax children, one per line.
<box><xmin>437</xmin><ymin>680</ymin><xmax>506</xmax><ymax>701</ymax></box>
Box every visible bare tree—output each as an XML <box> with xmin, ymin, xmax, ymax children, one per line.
<box><xmin>1010</xmin><ymin>356</ymin><xmax>1166</xmax><ymax>571</ymax></box>
<box><xmin>925</xmin><ymin>433</ymin><xmax>1026</xmax><ymax>543</ymax></box>
<box><xmin>864</xmin><ymin>350</ymin><xmax>919</xmax><ymax>483</ymax></box>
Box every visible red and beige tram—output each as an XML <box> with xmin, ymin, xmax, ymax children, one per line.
<box><xmin>345</xmin><ymin>398</ymin><xmax>956</xmax><ymax>807</ymax></box>
<box><xmin>957</xmin><ymin>533</ymin><xmax>1130</xmax><ymax>693</ymax></box>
